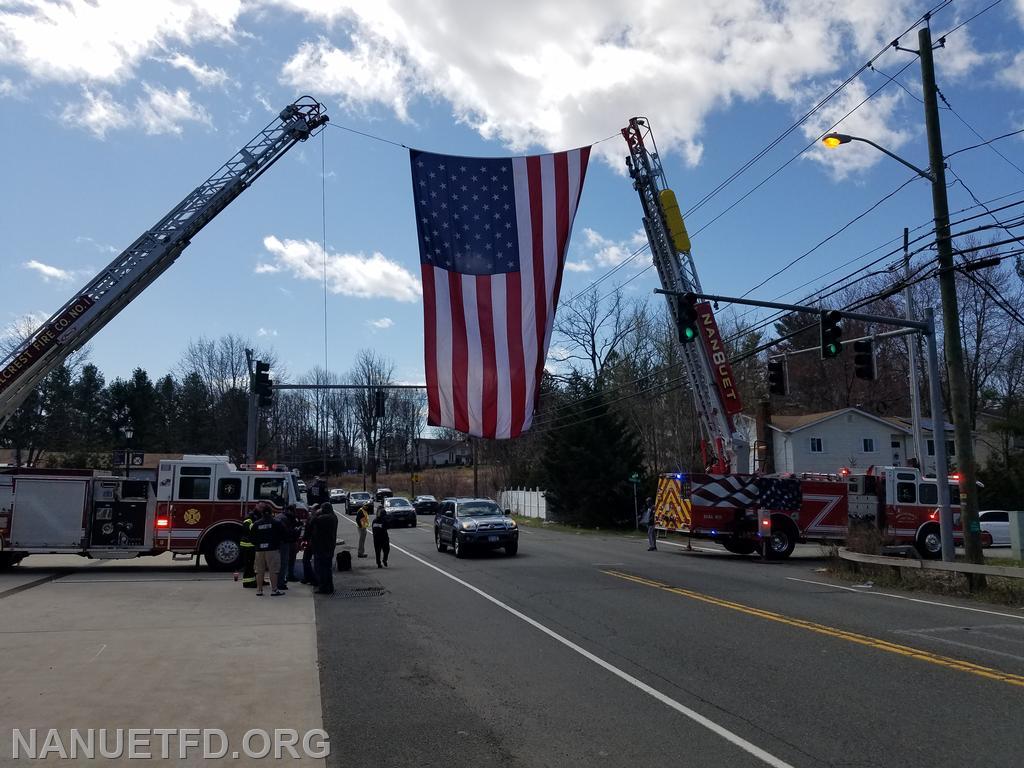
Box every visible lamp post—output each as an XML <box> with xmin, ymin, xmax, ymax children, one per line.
<box><xmin>820</xmin><ymin>27</ymin><xmax>985</xmax><ymax>567</ymax></box>
<box><xmin>122</xmin><ymin>424</ymin><xmax>134</xmax><ymax>478</ymax></box>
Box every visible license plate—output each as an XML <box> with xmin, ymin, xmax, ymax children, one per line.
<box><xmin>488</xmin><ymin>535</ymin><xmax>499</xmax><ymax>542</ymax></box>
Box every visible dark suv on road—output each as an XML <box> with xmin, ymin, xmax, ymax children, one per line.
<box><xmin>434</xmin><ymin>498</ymin><xmax>518</xmax><ymax>557</ymax></box>
<box><xmin>346</xmin><ymin>491</ymin><xmax>373</xmax><ymax>515</ymax></box>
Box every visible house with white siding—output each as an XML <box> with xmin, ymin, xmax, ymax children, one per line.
<box><xmin>737</xmin><ymin>408</ymin><xmax>959</xmax><ymax>475</ymax></box>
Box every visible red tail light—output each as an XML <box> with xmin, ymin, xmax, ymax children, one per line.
<box><xmin>156</xmin><ymin>517</ymin><xmax>170</xmax><ymax>528</ymax></box>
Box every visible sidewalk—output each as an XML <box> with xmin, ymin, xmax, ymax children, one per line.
<box><xmin>0</xmin><ymin>554</ymin><xmax>326</xmax><ymax>766</ymax></box>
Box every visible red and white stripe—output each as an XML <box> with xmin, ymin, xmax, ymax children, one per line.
<box><xmin>422</xmin><ymin>147</ymin><xmax>590</xmax><ymax>439</ymax></box>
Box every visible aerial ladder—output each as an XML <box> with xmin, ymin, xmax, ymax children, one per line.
<box><xmin>622</xmin><ymin>117</ymin><xmax>748</xmax><ymax>473</ymax></box>
<box><xmin>0</xmin><ymin>97</ymin><xmax>328</xmax><ymax>428</ymax></box>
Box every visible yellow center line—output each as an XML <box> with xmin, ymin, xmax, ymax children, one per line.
<box><xmin>603</xmin><ymin>569</ymin><xmax>1024</xmax><ymax>689</ymax></box>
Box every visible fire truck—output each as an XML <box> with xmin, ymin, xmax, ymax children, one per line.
<box><xmin>622</xmin><ymin>119</ymin><xmax>968</xmax><ymax>559</ymax></box>
<box><xmin>654</xmin><ymin>465</ymin><xmax>968</xmax><ymax>559</ymax></box>
<box><xmin>0</xmin><ymin>98</ymin><xmax>327</xmax><ymax>570</ymax></box>
<box><xmin>0</xmin><ymin>457</ymin><xmax>304</xmax><ymax>570</ymax></box>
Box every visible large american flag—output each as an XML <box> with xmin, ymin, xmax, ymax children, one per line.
<box><xmin>411</xmin><ymin>147</ymin><xmax>591</xmax><ymax>439</ymax></box>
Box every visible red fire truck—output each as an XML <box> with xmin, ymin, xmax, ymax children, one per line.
<box><xmin>0</xmin><ymin>456</ymin><xmax>305</xmax><ymax>571</ymax></box>
<box><xmin>654</xmin><ymin>465</ymin><xmax>969</xmax><ymax>559</ymax></box>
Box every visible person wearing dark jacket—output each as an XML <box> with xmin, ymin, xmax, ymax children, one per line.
<box><xmin>239</xmin><ymin>507</ymin><xmax>259</xmax><ymax>589</ymax></box>
<box><xmin>308</xmin><ymin>502</ymin><xmax>339</xmax><ymax>594</ymax></box>
<box><xmin>299</xmin><ymin>505</ymin><xmax>319</xmax><ymax>587</ymax></box>
<box><xmin>371</xmin><ymin>506</ymin><xmax>390</xmax><ymax>568</ymax></box>
<box><xmin>252</xmin><ymin>502</ymin><xmax>286</xmax><ymax>596</ymax></box>
<box><xmin>275</xmin><ymin>506</ymin><xmax>301</xmax><ymax>591</ymax></box>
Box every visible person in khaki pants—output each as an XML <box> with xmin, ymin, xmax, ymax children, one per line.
<box><xmin>356</xmin><ymin>503</ymin><xmax>370</xmax><ymax>558</ymax></box>
<box><xmin>251</xmin><ymin>502</ymin><xmax>286</xmax><ymax>596</ymax></box>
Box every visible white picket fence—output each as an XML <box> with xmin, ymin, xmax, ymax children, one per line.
<box><xmin>498</xmin><ymin>488</ymin><xmax>547</xmax><ymax>520</ymax></box>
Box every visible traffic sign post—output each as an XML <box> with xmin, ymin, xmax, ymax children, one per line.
<box><xmin>629</xmin><ymin>473</ymin><xmax>641</xmax><ymax>530</ymax></box>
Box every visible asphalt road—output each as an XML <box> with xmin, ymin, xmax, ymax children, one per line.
<box><xmin>316</xmin><ymin>517</ymin><xmax>1024</xmax><ymax>768</ymax></box>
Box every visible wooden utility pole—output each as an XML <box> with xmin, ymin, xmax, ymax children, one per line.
<box><xmin>918</xmin><ymin>24</ymin><xmax>985</xmax><ymax>570</ymax></box>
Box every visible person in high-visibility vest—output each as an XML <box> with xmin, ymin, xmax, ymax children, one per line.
<box><xmin>240</xmin><ymin>507</ymin><xmax>259</xmax><ymax>588</ymax></box>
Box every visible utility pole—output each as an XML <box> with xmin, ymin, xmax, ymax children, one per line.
<box><xmin>903</xmin><ymin>227</ymin><xmax>926</xmax><ymax>470</ymax></box>
<box><xmin>918</xmin><ymin>24</ymin><xmax>985</xmax><ymax>567</ymax></box>
<box><xmin>472</xmin><ymin>438</ymin><xmax>479</xmax><ymax>497</ymax></box>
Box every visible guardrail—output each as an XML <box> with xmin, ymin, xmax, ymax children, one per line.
<box><xmin>838</xmin><ymin>548</ymin><xmax>1024</xmax><ymax>580</ymax></box>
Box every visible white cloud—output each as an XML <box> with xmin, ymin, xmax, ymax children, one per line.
<box><xmin>61</xmin><ymin>84</ymin><xmax>209</xmax><ymax>138</ymax></box>
<box><xmin>367</xmin><ymin>317</ymin><xmax>394</xmax><ymax>329</ymax></box>
<box><xmin>271</xmin><ymin>0</ymin><xmax>918</xmax><ymax>166</ymax></box>
<box><xmin>136</xmin><ymin>84</ymin><xmax>211</xmax><ymax>135</ymax></box>
<box><xmin>164</xmin><ymin>52</ymin><xmax>229</xmax><ymax>88</ymax></box>
<box><xmin>261</xmin><ymin>235</ymin><xmax>421</xmax><ymax>302</ymax></box>
<box><xmin>564</xmin><ymin>260</ymin><xmax>593</xmax><ymax>273</ymax></box>
<box><xmin>75</xmin><ymin>235</ymin><xmax>118</xmax><ymax>255</ymax></box>
<box><xmin>23</xmin><ymin>259</ymin><xmax>72</xmax><ymax>282</ymax></box>
<box><xmin>580</xmin><ymin>227</ymin><xmax>647</xmax><ymax>268</ymax></box>
<box><xmin>0</xmin><ymin>77</ymin><xmax>16</xmax><ymax>97</ymax></box>
<box><xmin>934</xmin><ymin>27</ymin><xmax>989</xmax><ymax>80</ymax></box>
<box><xmin>0</xmin><ymin>0</ymin><xmax>242</xmax><ymax>84</ymax></box>
<box><xmin>254</xmin><ymin>262</ymin><xmax>282</xmax><ymax>274</ymax></box>
<box><xmin>60</xmin><ymin>88</ymin><xmax>130</xmax><ymax>138</ymax></box>
<box><xmin>257</xmin><ymin>327</ymin><xmax>278</xmax><ymax>337</ymax></box>
<box><xmin>800</xmin><ymin>80</ymin><xmax>912</xmax><ymax>179</ymax></box>
<box><xmin>1000</xmin><ymin>52</ymin><xmax>1024</xmax><ymax>90</ymax></box>
<box><xmin>282</xmin><ymin>35</ymin><xmax>418</xmax><ymax>121</ymax></box>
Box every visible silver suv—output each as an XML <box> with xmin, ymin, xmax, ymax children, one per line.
<box><xmin>434</xmin><ymin>498</ymin><xmax>518</xmax><ymax>558</ymax></box>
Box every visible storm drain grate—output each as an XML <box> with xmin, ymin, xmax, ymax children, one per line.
<box><xmin>329</xmin><ymin>587</ymin><xmax>387</xmax><ymax>599</ymax></box>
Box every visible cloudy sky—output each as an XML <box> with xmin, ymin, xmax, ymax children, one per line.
<box><xmin>2</xmin><ymin>0</ymin><xmax>1023</xmax><ymax>385</ymax></box>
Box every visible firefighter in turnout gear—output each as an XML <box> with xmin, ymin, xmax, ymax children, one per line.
<box><xmin>240</xmin><ymin>507</ymin><xmax>259</xmax><ymax>588</ymax></box>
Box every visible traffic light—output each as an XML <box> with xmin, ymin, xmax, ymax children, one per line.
<box><xmin>819</xmin><ymin>310</ymin><xmax>843</xmax><ymax>359</ymax></box>
<box><xmin>253</xmin><ymin>360</ymin><xmax>273</xmax><ymax>407</ymax></box>
<box><xmin>767</xmin><ymin>358</ymin><xmax>788</xmax><ymax>396</ymax></box>
<box><xmin>853</xmin><ymin>339</ymin><xmax>876</xmax><ymax>380</ymax></box>
<box><xmin>374</xmin><ymin>389</ymin><xmax>386</xmax><ymax>418</ymax></box>
<box><xmin>675</xmin><ymin>292</ymin><xmax>699</xmax><ymax>344</ymax></box>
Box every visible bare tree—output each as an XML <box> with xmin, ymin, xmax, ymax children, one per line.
<box><xmin>554</xmin><ymin>286</ymin><xmax>641</xmax><ymax>381</ymax></box>
<box><xmin>348</xmin><ymin>349</ymin><xmax>395</xmax><ymax>484</ymax></box>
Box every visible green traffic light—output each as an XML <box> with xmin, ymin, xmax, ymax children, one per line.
<box><xmin>684</xmin><ymin>326</ymin><xmax>695</xmax><ymax>340</ymax></box>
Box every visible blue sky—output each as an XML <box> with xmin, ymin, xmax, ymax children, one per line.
<box><xmin>2</xmin><ymin>0</ymin><xmax>1023</xmax><ymax>387</ymax></box>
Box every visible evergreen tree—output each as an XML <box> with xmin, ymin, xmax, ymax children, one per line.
<box><xmin>540</xmin><ymin>374</ymin><xmax>644</xmax><ymax>527</ymax></box>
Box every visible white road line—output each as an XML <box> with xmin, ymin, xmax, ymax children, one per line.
<box><xmin>894</xmin><ymin>630</ymin><xmax>1024</xmax><ymax>664</ymax></box>
<box><xmin>389</xmin><ymin>540</ymin><xmax>795</xmax><ymax>768</ymax></box>
<box><xmin>89</xmin><ymin>644</ymin><xmax>106</xmax><ymax>662</ymax></box>
<box><xmin>785</xmin><ymin>577</ymin><xmax>1024</xmax><ymax>621</ymax></box>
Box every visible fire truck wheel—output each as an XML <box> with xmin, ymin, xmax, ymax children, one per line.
<box><xmin>915</xmin><ymin>525</ymin><xmax>942</xmax><ymax>560</ymax></box>
<box><xmin>720</xmin><ymin>538</ymin><xmax>757</xmax><ymax>555</ymax></box>
<box><xmin>204</xmin><ymin>530</ymin><xmax>243</xmax><ymax>571</ymax></box>
<box><xmin>765</xmin><ymin>518</ymin><xmax>797</xmax><ymax>560</ymax></box>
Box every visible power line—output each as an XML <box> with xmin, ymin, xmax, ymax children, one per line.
<box><xmin>945</xmin><ymin>128</ymin><xmax>1024</xmax><ymax>161</ymax></box>
<box><xmin>934</xmin><ymin>0</ymin><xmax>1004</xmax><ymax>39</ymax></box>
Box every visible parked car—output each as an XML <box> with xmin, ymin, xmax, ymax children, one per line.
<box><xmin>375</xmin><ymin>487</ymin><xmax>394</xmax><ymax>503</ymax></box>
<box><xmin>383</xmin><ymin>497</ymin><xmax>417</xmax><ymax>528</ymax></box>
<box><xmin>434</xmin><ymin>498</ymin><xmax>518</xmax><ymax>557</ymax></box>
<box><xmin>979</xmin><ymin>510</ymin><xmax>1014</xmax><ymax>547</ymax></box>
<box><xmin>413</xmin><ymin>495</ymin><xmax>439</xmax><ymax>515</ymax></box>
<box><xmin>346</xmin><ymin>491</ymin><xmax>373</xmax><ymax>515</ymax></box>
<box><xmin>329</xmin><ymin>488</ymin><xmax>347</xmax><ymax>504</ymax></box>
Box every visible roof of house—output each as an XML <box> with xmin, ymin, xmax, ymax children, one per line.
<box><xmin>756</xmin><ymin>407</ymin><xmax>913</xmax><ymax>435</ymax></box>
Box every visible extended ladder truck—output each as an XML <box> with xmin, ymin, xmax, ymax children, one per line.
<box><xmin>0</xmin><ymin>97</ymin><xmax>327</xmax><ymax>570</ymax></box>
<box><xmin>623</xmin><ymin>118</ymin><xmax>967</xmax><ymax>559</ymax></box>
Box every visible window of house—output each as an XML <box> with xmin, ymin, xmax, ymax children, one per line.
<box><xmin>896</xmin><ymin>482</ymin><xmax>916</xmax><ymax>504</ymax></box>
<box><xmin>218</xmin><ymin>478</ymin><xmax>242</xmax><ymax>501</ymax></box>
<box><xmin>927</xmin><ymin>439</ymin><xmax>956</xmax><ymax>456</ymax></box>
<box><xmin>809</xmin><ymin>437</ymin><xmax>823</xmax><ymax>453</ymax></box>
<box><xmin>863</xmin><ymin>438</ymin><xmax>876</xmax><ymax>453</ymax></box>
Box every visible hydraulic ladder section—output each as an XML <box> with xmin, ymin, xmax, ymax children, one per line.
<box><xmin>0</xmin><ymin>97</ymin><xmax>329</xmax><ymax>426</ymax></box>
<box><xmin>622</xmin><ymin>117</ymin><xmax>746</xmax><ymax>472</ymax></box>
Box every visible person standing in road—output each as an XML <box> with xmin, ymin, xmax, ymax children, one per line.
<box><xmin>371</xmin><ymin>505</ymin><xmax>390</xmax><ymax>568</ymax></box>
<box><xmin>239</xmin><ymin>507</ymin><xmax>259</xmax><ymax>589</ymax></box>
<box><xmin>252</xmin><ymin>502</ymin><xmax>286</xmax><ymax>596</ymax></box>
<box><xmin>309</xmin><ymin>502</ymin><xmax>339</xmax><ymax>594</ymax></box>
<box><xmin>356</xmin><ymin>503</ymin><xmax>370</xmax><ymax>558</ymax></box>
<box><xmin>641</xmin><ymin>496</ymin><xmax>657</xmax><ymax>551</ymax></box>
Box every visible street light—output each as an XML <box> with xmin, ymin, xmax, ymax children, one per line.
<box><xmin>821</xmin><ymin>132</ymin><xmax>935</xmax><ymax>182</ymax></box>
<box><xmin>122</xmin><ymin>424</ymin><xmax>134</xmax><ymax>478</ymax></box>
<box><xmin>819</xmin><ymin>129</ymin><xmax>957</xmax><ymax>562</ymax></box>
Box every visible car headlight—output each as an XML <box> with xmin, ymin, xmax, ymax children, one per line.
<box><xmin>460</xmin><ymin>519</ymin><xmax>478</xmax><ymax>531</ymax></box>
<box><xmin>506</xmin><ymin>519</ymin><xmax>517</xmax><ymax>529</ymax></box>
